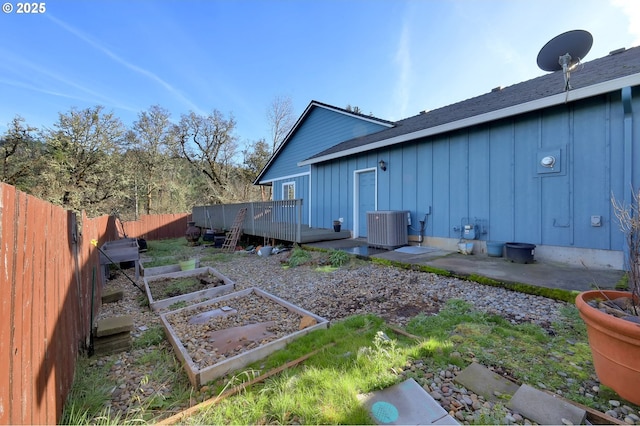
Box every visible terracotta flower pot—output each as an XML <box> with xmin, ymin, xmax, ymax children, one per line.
<box><xmin>575</xmin><ymin>290</ymin><xmax>640</xmax><ymax>405</ymax></box>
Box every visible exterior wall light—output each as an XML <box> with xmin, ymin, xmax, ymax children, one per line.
<box><xmin>379</xmin><ymin>159</ymin><xmax>387</xmax><ymax>171</ymax></box>
<box><xmin>540</xmin><ymin>155</ymin><xmax>556</xmax><ymax>168</ymax></box>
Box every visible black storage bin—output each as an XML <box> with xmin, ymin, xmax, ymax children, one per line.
<box><xmin>214</xmin><ymin>235</ymin><xmax>225</xmax><ymax>248</ymax></box>
<box><xmin>505</xmin><ymin>242</ymin><xmax>536</xmax><ymax>264</ymax></box>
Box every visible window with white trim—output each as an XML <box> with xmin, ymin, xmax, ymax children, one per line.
<box><xmin>282</xmin><ymin>182</ymin><xmax>295</xmax><ymax>200</ymax></box>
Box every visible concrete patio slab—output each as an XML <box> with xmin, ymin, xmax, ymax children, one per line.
<box><xmin>304</xmin><ymin>239</ymin><xmax>623</xmax><ymax>292</ymax></box>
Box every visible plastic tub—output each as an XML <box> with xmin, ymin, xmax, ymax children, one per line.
<box><xmin>258</xmin><ymin>246</ymin><xmax>273</xmax><ymax>257</ymax></box>
<box><xmin>486</xmin><ymin>241</ymin><xmax>504</xmax><ymax>257</ymax></box>
<box><xmin>505</xmin><ymin>242</ymin><xmax>536</xmax><ymax>264</ymax></box>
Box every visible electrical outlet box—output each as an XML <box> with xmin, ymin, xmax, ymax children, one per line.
<box><xmin>591</xmin><ymin>215</ymin><xmax>602</xmax><ymax>227</ymax></box>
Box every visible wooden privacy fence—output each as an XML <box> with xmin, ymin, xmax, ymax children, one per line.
<box><xmin>0</xmin><ymin>183</ymin><xmax>189</xmax><ymax>424</ymax></box>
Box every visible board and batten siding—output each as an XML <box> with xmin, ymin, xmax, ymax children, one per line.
<box><xmin>272</xmin><ymin>174</ymin><xmax>310</xmax><ymax>224</ymax></box>
<box><xmin>260</xmin><ymin>106</ymin><xmax>389</xmax><ymax>182</ymax></box>
<box><xmin>311</xmin><ymin>90</ymin><xmax>638</xmax><ymax>254</ymax></box>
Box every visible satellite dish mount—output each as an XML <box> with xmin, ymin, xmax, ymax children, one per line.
<box><xmin>537</xmin><ymin>30</ymin><xmax>593</xmax><ymax>91</ymax></box>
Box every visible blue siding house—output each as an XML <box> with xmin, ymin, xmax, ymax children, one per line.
<box><xmin>255</xmin><ymin>101</ymin><xmax>394</xmax><ymax>225</ymax></box>
<box><xmin>258</xmin><ymin>46</ymin><xmax>640</xmax><ymax>269</ymax></box>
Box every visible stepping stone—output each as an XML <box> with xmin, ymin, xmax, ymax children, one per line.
<box><xmin>454</xmin><ymin>362</ymin><xmax>519</xmax><ymax>402</ymax></box>
<box><xmin>101</xmin><ymin>288</ymin><xmax>124</xmax><ymax>303</ymax></box>
<box><xmin>362</xmin><ymin>378</ymin><xmax>458</xmax><ymax>425</ymax></box>
<box><xmin>95</xmin><ymin>315</ymin><xmax>134</xmax><ymax>337</ymax></box>
<box><xmin>93</xmin><ymin>331</ymin><xmax>132</xmax><ymax>355</ymax></box>
<box><xmin>507</xmin><ymin>384</ymin><xmax>586</xmax><ymax>426</ymax></box>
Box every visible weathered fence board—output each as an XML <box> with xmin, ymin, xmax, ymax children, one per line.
<box><xmin>0</xmin><ymin>182</ymin><xmax>190</xmax><ymax>424</ymax></box>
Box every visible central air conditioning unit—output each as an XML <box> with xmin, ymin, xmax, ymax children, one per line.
<box><xmin>367</xmin><ymin>210</ymin><xmax>409</xmax><ymax>249</ymax></box>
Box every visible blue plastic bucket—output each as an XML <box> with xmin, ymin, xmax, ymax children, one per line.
<box><xmin>486</xmin><ymin>241</ymin><xmax>504</xmax><ymax>257</ymax></box>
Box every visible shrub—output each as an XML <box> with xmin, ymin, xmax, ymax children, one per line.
<box><xmin>328</xmin><ymin>249</ymin><xmax>350</xmax><ymax>267</ymax></box>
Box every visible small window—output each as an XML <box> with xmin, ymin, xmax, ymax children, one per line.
<box><xmin>282</xmin><ymin>182</ymin><xmax>295</xmax><ymax>200</ymax></box>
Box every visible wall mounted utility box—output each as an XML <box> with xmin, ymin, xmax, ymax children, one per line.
<box><xmin>367</xmin><ymin>210</ymin><xmax>409</xmax><ymax>249</ymax></box>
<box><xmin>462</xmin><ymin>224</ymin><xmax>476</xmax><ymax>240</ymax></box>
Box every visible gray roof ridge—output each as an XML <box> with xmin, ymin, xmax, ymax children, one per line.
<box><xmin>303</xmin><ymin>45</ymin><xmax>640</xmax><ymax>163</ymax></box>
<box><xmin>308</xmin><ymin>99</ymin><xmax>396</xmax><ymax>126</ymax></box>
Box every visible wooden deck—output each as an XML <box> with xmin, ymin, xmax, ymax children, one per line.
<box><xmin>294</xmin><ymin>225</ymin><xmax>351</xmax><ymax>243</ymax></box>
<box><xmin>192</xmin><ymin>201</ymin><xmax>353</xmax><ymax>244</ymax></box>
<box><xmin>241</xmin><ymin>223</ymin><xmax>352</xmax><ymax>244</ymax></box>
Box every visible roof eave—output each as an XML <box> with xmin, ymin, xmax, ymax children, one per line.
<box><xmin>298</xmin><ymin>72</ymin><xmax>640</xmax><ymax>167</ymax></box>
<box><xmin>254</xmin><ymin>100</ymin><xmax>394</xmax><ymax>185</ymax></box>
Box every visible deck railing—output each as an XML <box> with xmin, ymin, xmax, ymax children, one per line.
<box><xmin>192</xmin><ymin>199</ymin><xmax>303</xmax><ymax>243</ymax></box>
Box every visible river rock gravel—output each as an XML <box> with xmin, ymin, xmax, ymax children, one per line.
<box><xmin>91</xmin><ymin>248</ymin><xmax>639</xmax><ymax>424</ymax></box>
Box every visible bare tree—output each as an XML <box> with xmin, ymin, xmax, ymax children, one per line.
<box><xmin>345</xmin><ymin>104</ymin><xmax>362</xmax><ymax>114</ymax></box>
<box><xmin>242</xmin><ymin>138</ymin><xmax>272</xmax><ymax>201</ymax></box>
<box><xmin>173</xmin><ymin>110</ymin><xmax>238</xmax><ymax>203</ymax></box>
<box><xmin>267</xmin><ymin>95</ymin><xmax>295</xmax><ymax>152</ymax></box>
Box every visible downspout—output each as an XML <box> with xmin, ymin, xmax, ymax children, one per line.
<box><xmin>622</xmin><ymin>86</ymin><xmax>633</xmax><ymax>267</ymax></box>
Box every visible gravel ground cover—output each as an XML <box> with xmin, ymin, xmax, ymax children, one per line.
<box><xmin>91</xmin><ymin>248</ymin><xmax>640</xmax><ymax>424</ymax></box>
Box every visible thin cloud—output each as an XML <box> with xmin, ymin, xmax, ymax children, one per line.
<box><xmin>393</xmin><ymin>20</ymin><xmax>412</xmax><ymax>119</ymax></box>
<box><xmin>611</xmin><ymin>0</ymin><xmax>640</xmax><ymax>45</ymax></box>
<box><xmin>0</xmin><ymin>48</ymin><xmax>138</xmax><ymax>114</ymax></box>
<box><xmin>46</xmin><ymin>14</ymin><xmax>205</xmax><ymax>115</ymax></box>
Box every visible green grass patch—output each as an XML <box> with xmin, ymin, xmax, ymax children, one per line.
<box><xmin>141</xmin><ymin>237</ymin><xmax>197</xmax><ymax>268</ymax></box>
<box><xmin>146</xmin><ymin>237</ymin><xmax>190</xmax><ymax>256</ymax></box>
<box><xmin>133</xmin><ymin>326</ymin><xmax>165</xmax><ymax>349</ymax></box>
<box><xmin>60</xmin><ymin>357</ymin><xmax>117</xmax><ymax>425</ymax></box>
<box><xmin>199</xmin><ymin>251</ymin><xmax>234</xmax><ymax>264</ymax></box>
<box><xmin>147</xmin><ymin>271</ymin><xmax>224</xmax><ymax>300</ymax></box>
<box><xmin>315</xmin><ymin>265</ymin><xmax>339</xmax><ymax>272</ymax></box>
<box><xmin>65</xmin><ymin>298</ymin><xmax>615</xmax><ymax>424</ymax></box>
<box><xmin>168</xmin><ymin>300</ymin><xmax>188</xmax><ymax>310</ymax></box>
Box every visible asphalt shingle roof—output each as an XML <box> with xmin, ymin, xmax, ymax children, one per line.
<box><xmin>307</xmin><ymin>45</ymin><xmax>640</xmax><ymax>161</ymax></box>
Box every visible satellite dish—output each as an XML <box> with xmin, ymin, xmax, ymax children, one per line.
<box><xmin>537</xmin><ymin>30</ymin><xmax>593</xmax><ymax>90</ymax></box>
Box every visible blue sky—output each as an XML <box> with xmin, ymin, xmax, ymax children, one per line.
<box><xmin>1</xmin><ymin>0</ymin><xmax>639</xmax><ymax>148</ymax></box>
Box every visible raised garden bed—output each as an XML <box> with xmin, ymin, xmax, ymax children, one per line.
<box><xmin>143</xmin><ymin>266</ymin><xmax>234</xmax><ymax>311</ymax></box>
<box><xmin>140</xmin><ymin>263</ymin><xmax>181</xmax><ymax>277</ymax></box>
<box><xmin>160</xmin><ymin>287</ymin><xmax>329</xmax><ymax>387</ymax></box>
